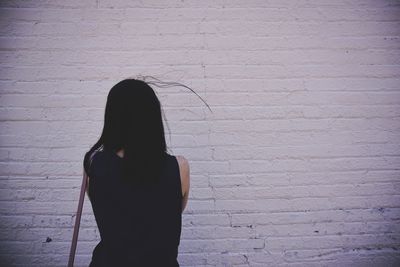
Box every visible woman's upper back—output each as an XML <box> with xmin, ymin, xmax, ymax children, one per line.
<box><xmin>84</xmin><ymin>146</ymin><xmax>183</xmax><ymax>266</ymax></box>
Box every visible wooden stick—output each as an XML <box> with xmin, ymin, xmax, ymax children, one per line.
<box><xmin>68</xmin><ymin>168</ymin><xmax>88</xmax><ymax>267</ymax></box>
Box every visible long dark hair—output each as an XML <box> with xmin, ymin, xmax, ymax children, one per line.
<box><xmin>83</xmin><ymin>77</ymin><xmax>212</xmax><ymax>186</ymax></box>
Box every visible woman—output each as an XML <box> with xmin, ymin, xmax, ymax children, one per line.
<box><xmin>83</xmin><ymin>78</ymin><xmax>190</xmax><ymax>267</ymax></box>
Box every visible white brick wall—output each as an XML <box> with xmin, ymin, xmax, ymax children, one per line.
<box><xmin>0</xmin><ymin>0</ymin><xmax>399</xmax><ymax>266</ymax></box>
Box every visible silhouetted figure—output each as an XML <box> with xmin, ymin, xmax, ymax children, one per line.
<box><xmin>83</xmin><ymin>79</ymin><xmax>190</xmax><ymax>267</ymax></box>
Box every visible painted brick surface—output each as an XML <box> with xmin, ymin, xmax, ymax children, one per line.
<box><xmin>0</xmin><ymin>1</ymin><xmax>400</xmax><ymax>266</ymax></box>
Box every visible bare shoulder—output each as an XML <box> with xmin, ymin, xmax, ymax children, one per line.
<box><xmin>175</xmin><ymin>155</ymin><xmax>190</xmax><ymax>176</ymax></box>
<box><xmin>175</xmin><ymin>155</ymin><xmax>189</xmax><ymax>167</ymax></box>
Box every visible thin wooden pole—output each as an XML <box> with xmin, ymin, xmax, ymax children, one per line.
<box><xmin>68</xmin><ymin>168</ymin><xmax>88</xmax><ymax>267</ymax></box>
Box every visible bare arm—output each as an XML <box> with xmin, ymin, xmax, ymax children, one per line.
<box><xmin>84</xmin><ymin>169</ymin><xmax>90</xmax><ymax>201</ymax></box>
<box><xmin>177</xmin><ymin>156</ymin><xmax>190</xmax><ymax>213</ymax></box>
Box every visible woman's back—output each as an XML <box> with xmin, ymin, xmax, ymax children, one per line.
<box><xmin>85</xmin><ymin>145</ymin><xmax>182</xmax><ymax>267</ymax></box>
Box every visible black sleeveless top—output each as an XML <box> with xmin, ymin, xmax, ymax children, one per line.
<box><xmin>84</xmin><ymin>145</ymin><xmax>182</xmax><ymax>267</ymax></box>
